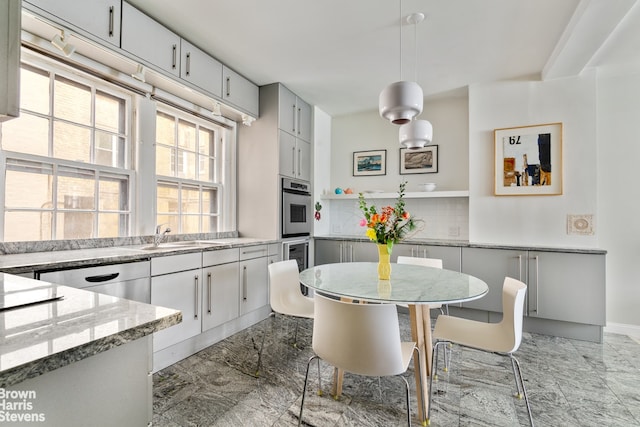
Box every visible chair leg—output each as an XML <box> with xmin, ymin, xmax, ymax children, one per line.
<box><xmin>400</xmin><ymin>375</ymin><xmax>412</xmax><ymax>426</ymax></box>
<box><xmin>428</xmin><ymin>341</ymin><xmax>447</xmax><ymax>425</ymax></box>
<box><xmin>299</xmin><ymin>355</ymin><xmax>319</xmax><ymax>427</ymax></box>
<box><xmin>509</xmin><ymin>354</ymin><xmax>534</xmax><ymax>427</ymax></box>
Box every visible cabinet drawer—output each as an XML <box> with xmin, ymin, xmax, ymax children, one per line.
<box><xmin>239</xmin><ymin>245</ymin><xmax>268</xmax><ymax>260</ymax></box>
<box><xmin>39</xmin><ymin>261</ymin><xmax>150</xmax><ymax>288</ymax></box>
<box><xmin>202</xmin><ymin>248</ymin><xmax>239</xmax><ymax>267</ymax></box>
<box><xmin>151</xmin><ymin>253</ymin><xmax>201</xmax><ymax>276</ymax></box>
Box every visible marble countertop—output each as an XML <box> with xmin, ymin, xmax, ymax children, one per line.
<box><xmin>0</xmin><ymin>273</ymin><xmax>181</xmax><ymax>388</ymax></box>
<box><xmin>313</xmin><ymin>235</ymin><xmax>607</xmax><ymax>254</ymax></box>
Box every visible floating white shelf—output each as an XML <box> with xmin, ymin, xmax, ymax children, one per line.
<box><xmin>320</xmin><ymin>191</ymin><xmax>469</xmax><ymax>200</ymax></box>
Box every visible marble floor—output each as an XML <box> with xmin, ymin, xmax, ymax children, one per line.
<box><xmin>153</xmin><ymin>313</ymin><xmax>640</xmax><ymax>426</ymax></box>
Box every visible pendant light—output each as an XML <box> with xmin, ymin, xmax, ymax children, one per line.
<box><xmin>379</xmin><ymin>1</ymin><xmax>423</xmax><ymax>125</ymax></box>
<box><xmin>399</xmin><ymin>12</ymin><xmax>434</xmax><ymax>150</ymax></box>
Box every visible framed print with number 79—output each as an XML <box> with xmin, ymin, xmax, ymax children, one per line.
<box><xmin>494</xmin><ymin>123</ymin><xmax>563</xmax><ymax>196</ymax></box>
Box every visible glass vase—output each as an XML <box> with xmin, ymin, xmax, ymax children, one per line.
<box><xmin>377</xmin><ymin>244</ymin><xmax>392</xmax><ymax>280</ymax></box>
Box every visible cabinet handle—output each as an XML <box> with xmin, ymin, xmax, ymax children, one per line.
<box><xmin>186</xmin><ymin>52</ymin><xmax>191</xmax><ymax>76</ymax></box>
<box><xmin>108</xmin><ymin>6</ymin><xmax>114</xmax><ymax>37</ymax></box>
<box><xmin>297</xmin><ymin>107</ymin><xmax>301</xmax><ymax>135</ymax></box>
<box><xmin>517</xmin><ymin>254</ymin><xmax>523</xmax><ymax>281</ymax></box>
<box><xmin>291</xmin><ymin>147</ymin><xmax>296</xmax><ymax>175</ymax></box>
<box><xmin>242</xmin><ymin>266</ymin><xmax>247</xmax><ymax>301</ymax></box>
<box><xmin>194</xmin><ymin>275</ymin><xmax>199</xmax><ymax>319</ymax></box>
<box><xmin>226</xmin><ymin>77</ymin><xmax>231</xmax><ymax>97</ymax></box>
<box><xmin>292</xmin><ymin>104</ymin><xmax>296</xmax><ymax>133</ymax></box>
<box><xmin>242</xmin><ymin>248</ymin><xmax>266</xmax><ymax>255</ymax></box>
<box><xmin>349</xmin><ymin>245</ymin><xmax>354</xmax><ymax>262</ymax></box>
<box><xmin>533</xmin><ymin>256</ymin><xmax>539</xmax><ymax>314</ymax></box>
<box><xmin>207</xmin><ymin>272</ymin><xmax>212</xmax><ymax>314</ymax></box>
<box><xmin>297</xmin><ymin>148</ymin><xmax>301</xmax><ymax>177</ymax></box>
<box><xmin>172</xmin><ymin>44</ymin><xmax>177</xmax><ymax>69</ymax></box>
<box><xmin>85</xmin><ymin>272</ymin><xmax>119</xmax><ymax>283</ymax></box>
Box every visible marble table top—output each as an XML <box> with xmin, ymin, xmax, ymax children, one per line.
<box><xmin>0</xmin><ymin>273</ymin><xmax>181</xmax><ymax>388</ymax></box>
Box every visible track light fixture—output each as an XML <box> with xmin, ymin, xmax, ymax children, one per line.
<box><xmin>51</xmin><ymin>30</ymin><xmax>75</xmax><ymax>57</ymax></box>
<box><xmin>211</xmin><ymin>101</ymin><xmax>222</xmax><ymax>117</ymax></box>
<box><xmin>131</xmin><ymin>64</ymin><xmax>146</xmax><ymax>82</ymax></box>
<box><xmin>241</xmin><ymin>114</ymin><xmax>255</xmax><ymax>126</ymax></box>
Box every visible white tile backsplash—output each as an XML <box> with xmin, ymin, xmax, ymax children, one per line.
<box><xmin>327</xmin><ymin>197</ymin><xmax>469</xmax><ymax>240</ymax></box>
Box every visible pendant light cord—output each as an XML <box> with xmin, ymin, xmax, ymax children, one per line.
<box><xmin>399</xmin><ymin>0</ymin><xmax>403</xmax><ymax>81</ymax></box>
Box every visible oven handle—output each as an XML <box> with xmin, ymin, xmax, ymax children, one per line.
<box><xmin>282</xmin><ymin>188</ymin><xmax>311</xmax><ymax>196</ymax></box>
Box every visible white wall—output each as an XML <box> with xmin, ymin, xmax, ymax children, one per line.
<box><xmin>468</xmin><ymin>71</ymin><xmax>599</xmax><ymax>248</ymax></box>
<box><xmin>597</xmin><ymin>63</ymin><xmax>640</xmax><ymax>331</ymax></box>
<box><xmin>313</xmin><ymin>107</ymin><xmax>332</xmax><ymax>236</ymax></box>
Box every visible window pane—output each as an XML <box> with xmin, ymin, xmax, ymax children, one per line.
<box><xmin>57</xmin><ymin>212</ymin><xmax>94</xmax><ymax>239</ymax></box>
<box><xmin>182</xmin><ymin>187</ymin><xmax>200</xmax><ymax>214</ymax></box>
<box><xmin>202</xmin><ymin>189</ymin><xmax>217</xmax><ymax>215</ymax></box>
<box><xmin>157</xmin><ymin>184</ymin><xmax>178</xmax><ymax>214</ymax></box>
<box><xmin>198</xmin><ymin>155</ymin><xmax>212</xmax><ymax>181</ymax></box>
<box><xmin>178</xmin><ymin>120</ymin><xmax>196</xmax><ymax>150</ymax></box>
<box><xmin>182</xmin><ymin>215</ymin><xmax>199</xmax><ymax>234</ymax></box>
<box><xmin>58</xmin><ymin>169</ymin><xmax>95</xmax><ymax>210</ymax></box>
<box><xmin>53</xmin><ymin>121</ymin><xmax>91</xmax><ymax>162</ymax></box>
<box><xmin>177</xmin><ymin>149</ymin><xmax>196</xmax><ymax>180</ymax></box>
<box><xmin>5</xmin><ymin>169</ymin><xmax>53</xmax><ymax>209</ymax></box>
<box><xmin>198</xmin><ymin>128</ymin><xmax>213</xmax><ymax>156</ymax></box>
<box><xmin>99</xmin><ymin>176</ymin><xmax>128</xmax><ymax>211</ymax></box>
<box><xmin>156</xmin><ymin>145</ymin><xmax>174</xmax><ymax>176</ymax></box>
<box><xmin>5</xmin><ymin>211</ymin><xmax>52</xmax><ymax>241</ymax></box>
<box><xmin>202</xmin><ymin>216</ymin><xmax>217</xmax><ymax>233</ymax></box>
<box><xmin>156</xmin><ymin>112</ymin><xmax>175</xmax><ymax>146</ymax></box>
<box><xmin>54</xmin><ymin>77</ymin><xmax>91</xmax><ymax>125</ymax></box>
<box><xmin>1</xmin><ymin>113</ymin><xmax>49</xmax><ymax>156</ymax></box>
<box><xmin>95</xmin><ymin>131</ymin><xmax>125</xmax><ymax>168</ymax></box>
<box><xmin>156</xmin><ymin>214</ymin><xmax>178</xmax><ymax>232</ymax></box>
<box><xmin>98</xmin><ymin>213</ymin><xmax>126</xmax><ymax>238</ymax></box>
<box><xmin>20</xmin><ymin>65</ymin><xmax>50</xmax><ymax>115</ymax></box>
<box><xmin>95</xmin><ymin>91</ymin><xmax>124</xmax><ymax>132</ymax></box>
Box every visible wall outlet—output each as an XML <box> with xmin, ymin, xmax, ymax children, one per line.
<box><xmin>448</xmin><ymin>226</ymin><xmax>460</xmax><ymax>237</ymax></box>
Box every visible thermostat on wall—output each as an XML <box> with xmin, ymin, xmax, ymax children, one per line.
<box><xmin>567</xmin><ymin>214</ymin><xmax>594</xmax><ymax>236</ymax></box>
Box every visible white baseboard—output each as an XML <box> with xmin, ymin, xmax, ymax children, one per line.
<box><xmin>604</xmin><ymin>322</ymin><xmax>640</xmax><ymax>339</ymax></box>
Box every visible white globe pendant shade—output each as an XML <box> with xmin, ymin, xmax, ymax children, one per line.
<box><xmin>399</xmin><ymin>119</ymin><xmax>433</xmax><ymax>149</ymax></box>
<box><xmin>379</xmin><ymin>81</ymin><xmax>423</xmax><ymax>125</ymax></box>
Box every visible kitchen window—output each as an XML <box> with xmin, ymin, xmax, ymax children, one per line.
<box><xmin>0</xmin><ymin>59</ymin><xmax>132</xmax><ymax>241</ymax></box>
<box><xmin>155</xmin><ymin>106</ymin><xmax>222</xmax><ymax>233</ymax></box>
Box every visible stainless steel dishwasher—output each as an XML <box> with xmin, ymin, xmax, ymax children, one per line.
<box><xmin>37</xmin><ymin>261</ymin><xmax>151</xmax><ymax>303</ymax></box>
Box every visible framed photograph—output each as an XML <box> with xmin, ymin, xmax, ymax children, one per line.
<box><xmin>494</xmin><ymin>122</ymin><xmax>563</xmax><ymax>196</ymax></box>
<box><xmin>353</xmin><ymin>150</ymin><xmax>386</xmax><ymax>176</ymax></box>
<box><xmin>400</xmin><ymin>145</ymin><xmax>438</xmax><ymax>174</ymax></box>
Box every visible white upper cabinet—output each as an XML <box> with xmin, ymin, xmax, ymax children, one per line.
<box><xmin>222</xmin><ymin>65</ymin><xmax>259</xmax><ymax>117</ymax></box>
<box><xmin>121</xmin><ymin>2</ymin><xmax>181</xmax><ymax>78</ymax></box>
<box><xmin>278</xmin><ymin>85</ymin><xmax>312</xmax><ymax>142</ymax></box>
<box><xmin>180</xmin><ymin>39</ymin><xmax>223</xmax><ymax>98</ymax></box>
<box><xmin>278</xmin><ymin>130</ymin><xmax>311</xmax><ymax>181</ymax></box>
<box><xmin>24</xmin><ymin>0</ymin><xmax>122</xmax><ymax>47</ymax></box>
<box><xmin>0</xmin><ymin>0</ymin><xmax>20</xmax><ymax>122</ymax></box>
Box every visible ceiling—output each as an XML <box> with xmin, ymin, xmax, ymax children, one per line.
<box><xmin>126</xmin><ymin>0</ymin><xmax>640</xmax><ymax>117</ymax></box>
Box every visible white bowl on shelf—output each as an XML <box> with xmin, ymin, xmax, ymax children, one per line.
<box><xmin>418</xmin><ymin>183</ymin><xmax>437</xmax><ymax>192</ymax></box>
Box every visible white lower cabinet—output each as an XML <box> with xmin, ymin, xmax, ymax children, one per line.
<box><xmin>239</xmin><ymin>245</ymin><xmax>269</xmax><ymax>315</ymax></box>
<box><xmin>392</xmin><ymin>243</ymin><xmax>462</xmax><ymax>271</ymax></box>
<box><xmin>314</xmin><ymin>239</ymin><xmax>377</xmax><ymax>264</ymax></box>
<box><xmin>202</xmin><ymin>249</ymin><xmax>240</xmax><ymax>331</ymax></box>
<box><xmin>150</xmin><ymin>253</ymin><xmax>202</xmax><ymax>352</ymax></box>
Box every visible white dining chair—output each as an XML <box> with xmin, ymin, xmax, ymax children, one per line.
<box><xmin>256</xmin><ymin>260</ymin><xmax>314</xmax><ymax>375</ymax></box>
<box><xmin>396</xmin><ymin>256</ymin><xmax>446</xmax><ymax>314</ymax></box>
<box><xmin>299</xmin><ymin>293</ymin><xmax>425</xmax><ymax>426</ymax></box>
<box><xmin>428</xmin><ymin>277</ymin><xmax>534</xmax><ymax>426</ymax></box>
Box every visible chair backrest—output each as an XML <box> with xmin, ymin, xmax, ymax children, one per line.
<box><xmin>312</xmin><ymin>293</ymin><xmax>407</xmax><ymax>377</ymax></box>
<box><xmin>499</xmin><ymin>277</ymin><xmax>528</xmax><ymax>353</ymax></box>
<box><xmin>397</xmin><ymin>256</ymin><xmax>443</xmax><ymax>269</ymax></box>
<box><xmin>268</xmin><ymin>259</ymin><xmax>304</xmax><ymax>315</ymax></box>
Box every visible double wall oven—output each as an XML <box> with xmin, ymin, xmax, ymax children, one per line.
<box><xmin>281</xmin><ymin>177</ymin><xmax>312</xmax><ymax>294</ymax></box>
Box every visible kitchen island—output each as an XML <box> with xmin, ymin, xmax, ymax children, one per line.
<box><xmin>0</xmin><ymin>273</ymin><xmax>181</xmax><ymax>426</ymax></box>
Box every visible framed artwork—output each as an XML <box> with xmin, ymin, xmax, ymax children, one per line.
<box><xmin>353</xmin><ymin>150</ymin><xmax>386</xmax><ymax>176</ymax></box>
<box><xmin>494</xmin><ymin>123</ymin><xmax>563</xmax><ymax>196</ymax></box>
<box><xmin>400</xmin><ymin>145</ymin><xmax>439</xmax><ymax>174</ymax></box>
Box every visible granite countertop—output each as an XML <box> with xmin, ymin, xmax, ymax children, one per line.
<box><xmin>0</xmin><ymin>273</ymin><xmax>181</xmax><ymax>388</ymax></box>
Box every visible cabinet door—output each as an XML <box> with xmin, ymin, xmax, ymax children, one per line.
<box><xmin>278</xmin><ymin>130</ymin><xmax>297</xmax><ymax>179</ymax></box>
<box><xmin>151</xmin><ymin>269</ymin><xmax>201</xmax><ymax>351</ymax></box>
<box><xmin>296</xmin><ymin>139</ymin><xmax>311</xmax><ymax>181</ymax></box>
<box><xmin>315</xmin><ymin>240</ymin><xmax>342</xmax><ymax>265</ymax></box>
<box><xmin>180</xmin><ymin>39</ymin><xmax>223</xmax><ymax>97</ymax></box>
<box><xmin>296</xmin><ymin>97</ymin><xmax>312</xmax><ymax>142</ymax></box>
<box><xmin>202</xmin><ymin>262</ymin><xmax>240</xmax><ymax>331</ymax></box>
<box><xmin>121</xmin><ymin>3</ymin><xmax>181</xmax><ymax>77</ymax></box>
<box><xmin>528</xmin><ymin>251</ymin><xmax>605</xmax><ymax>325</ymax></box>
<box><xmin>278</xmin><ymin>85</ymin><xmax>297</xmax><ymax>135</ymax></box>
<box><xmin>240</xmin><ymin>256</ymin><xmax>268</xmax><ymax>315</ymax></box>
<box><xmin>0</xmin><ymin>0</ymin><xmax>20</xmax><ymax>121</ymax></box>
<box><xmin>25</xmin><ymin>0</ymin><xmax>121</xmax><ymax>47</ymax></box>
<box><xmin>350</xmin><ymin>242</ymin><xmax>378</xmax><ymax>262</ymax></box>
<box><xmin>222</xmin><ymin>65</ymin><xmax>258</xmax><ymax>116</ymax></box>
<box><xmin>392</xmin><ymin>244</ymin><xmax>462</xmax><ymax>272</ymax></box>
<box><xmin>461</xmin><ymin>247</ymin><xmax>525</xmax><ymax>312</ymax></box>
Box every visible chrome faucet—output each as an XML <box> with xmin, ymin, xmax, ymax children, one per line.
<box><xmin>154</xmin><ymin>224</ymin><xmax>171</xmax><ymax>246</ymax></box>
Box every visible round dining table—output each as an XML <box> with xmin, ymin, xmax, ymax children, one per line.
<box><xmin>299</xmin><ymin>262</ymin><xmax>489</xmax><ymax>423</ymax></box>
